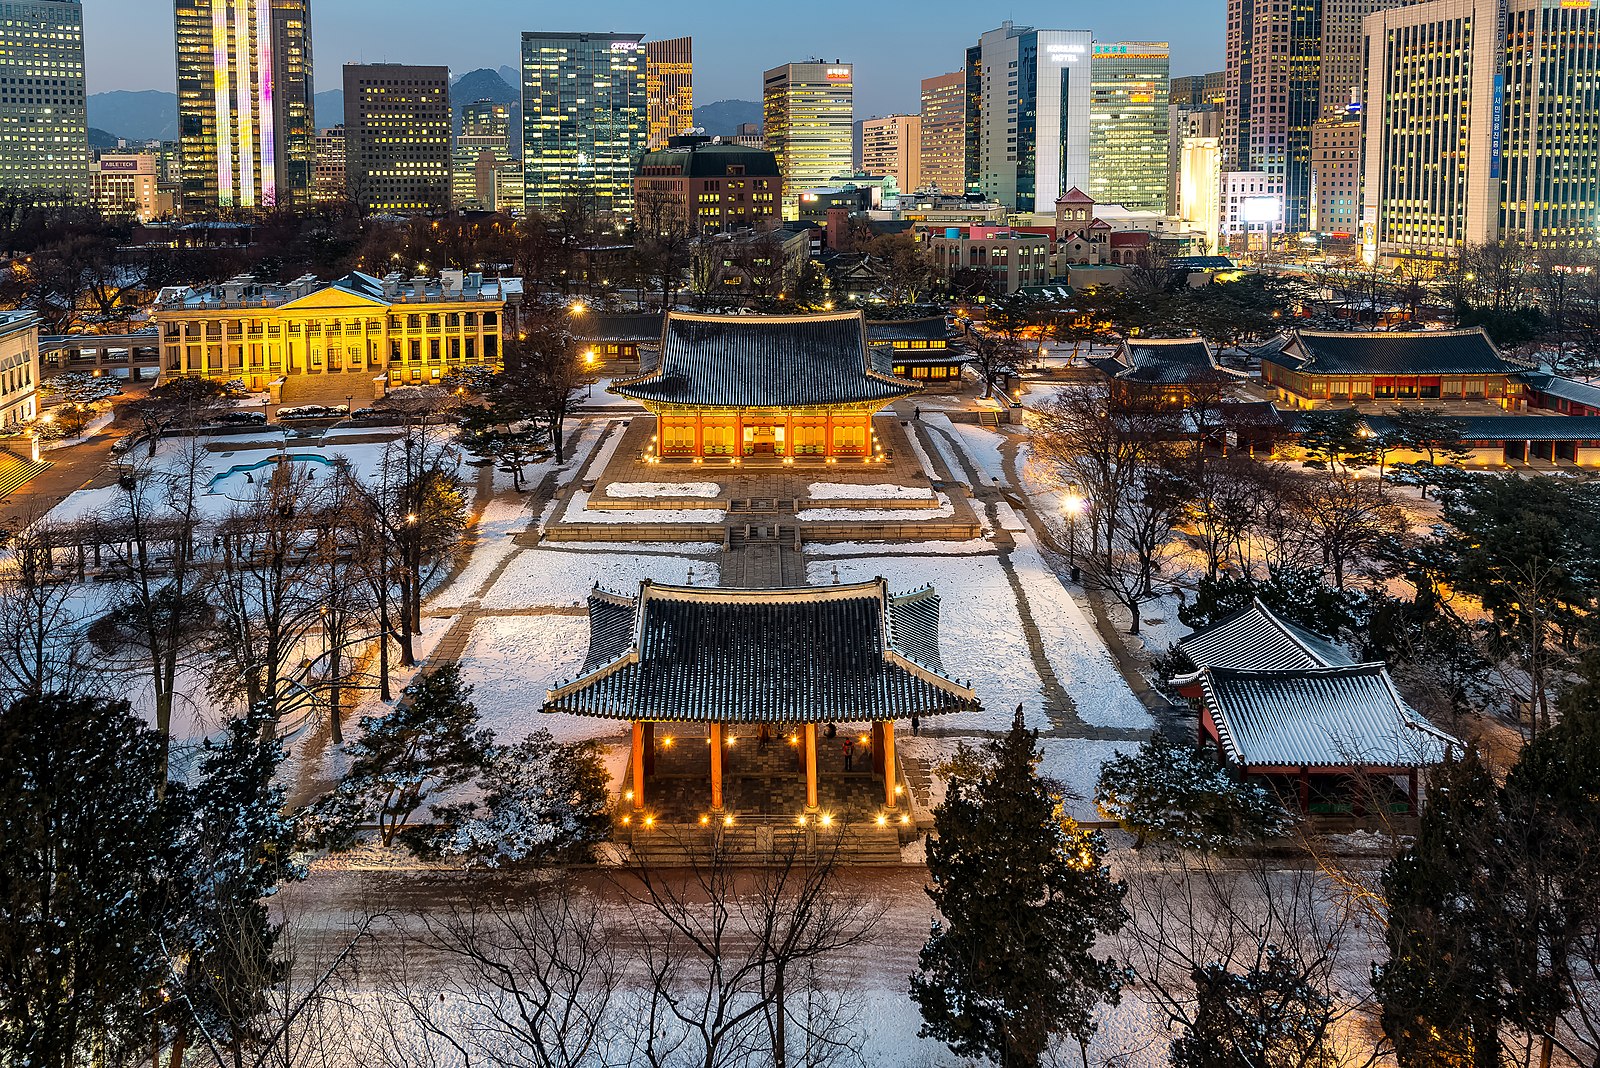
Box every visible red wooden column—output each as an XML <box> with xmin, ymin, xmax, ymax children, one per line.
<box><xmin>631</xmin><ymin>721</ymin><xmax>645</xmax><ymax>810</ymax></box>
<box><xmin>804</xmin><ymin>723</ymin><xmax>819</xmax><ymax>812</ymax></box>
<box><xmin>710</xmin><ymin>722</ymin><xmax>724</xmax><ymax>811</ymax></box>
<box><xmin>882</xmin><ymin>720</ymin><xmax>897</xmax><ymax>809</ymax></box>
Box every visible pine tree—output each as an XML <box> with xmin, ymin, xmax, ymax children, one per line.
<box><xmin>164</xmin><ymin>702</ymin><xmax>304</xmax><ymax>1064</ymax></box>
<box><xmin>1376</xmin><ymin>749</ymin><xmax>1505</xmax><ymax>1068</ymax></box>
<box><xmin>411</xmin><ymin>730</ymin><xmax>611</xmax><ymax>866</ymax></box>
<box><xmin>1095</xmin><ymin>734</ymin><xmax>1296</xmax><ymax>851</ymax></box>
<box><xmin>314</xmin><ymin>663</ymin><xmax>493</xmax><ymax>849</ymax></box>
<box><xmin>0</xmin><ymin>693</ymin><xmax>187</xmax><ymax>1068</ymax></box>
<box><xmin>911</xmin><ymin>707</ymin><xmax>1128</xmax><ymax>1068</ymax></box>
<box><xmin>1170</xmin><ymin>946</ymin><xmax>1338</xmax><ymax>1068</ymax></box>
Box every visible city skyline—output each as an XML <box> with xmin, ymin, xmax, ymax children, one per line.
<box><xmin>84</xmin><ymin>0</ymin><xmax>1228</xmax><ymax>120</ymax></box>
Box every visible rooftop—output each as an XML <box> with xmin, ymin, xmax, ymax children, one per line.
<box><xmin>1518</xmin><ymin>370</ymin><xmax>1600</xmax><ymax>410</ymax></box>
<box><xmin>637</xmin><ymin>141</ymin><xmax>780</xmax><ymax>179</ymax></box>
<box><xmin>1199</xmin><ymin>663</ymin><xmax>1458</xmax><ymax>770</ymax></box>
<box><xmin>544</xmin><ymin>579</ymin><xmax>980</xmax><ymax>723</ymax></box>
<box><xmin>573</xmin><ymin>312</ymin><xmax>663</xmax><ymax>344</ymax></box>
<box><xmin>611</xmin><ymin>311</ymin><xmax>918</xmax><ymax>409</ymax></box>
<box><xmin>154</xmin><ymin>270</ymin><xmax>523</xmax><ymax>312</ymax></box>
<box><xmin>1176</xmin><ymin>598</ymin><xmax>1352</xmax><ymax>683</ymax></box>
<box><xmin>1090</xmin><ymin>337</ymin><xmax>1247</xmax><ymax>386</ymax></box>
<box><xmin>865</xmin><ymin>317</ymin><xmax>949</xmax><ymax>343</ymax></box>
<box><xmin>1267</xmin><ymin>328</ymin><xmax>1521</xmax><ymax>377</ymax></box>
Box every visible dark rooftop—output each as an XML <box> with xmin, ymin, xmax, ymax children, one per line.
<box><xmin>545</xmin><ymin>579</ymin><xmax>980</xmax><ymax>723</ymax></box>
<box><xmin>1089</xmin><ymin>338</ymin><xmax>1246</xmax><ymax>386</ymax></box>
<box><xmin>611</xmin><ymin>311</ymin><xmax>918</xmax><ymax>409</ymax></box>
<box><xmin>1175</xmin><ymin>598</ymin><xmax>1353</xmax><ymax>683</ymax></box>
<box><xmin>1268</xmin><ymin>328</ymin><xmax>1520</xmax><ymax>376</ymax></box>
<box><xmin>574</xmin><ymin>312</ymin><xmax>662</xmax><ymax>344</ymax></box>
<box><xmin>637</xmin><ymin>142</ymin><xmax>780</xmax><ymax>179</ymax></box>
<box><xmin>866</xmin><ymin>317</ymin><xmax>949</xmax><ymax>343</ymax></box>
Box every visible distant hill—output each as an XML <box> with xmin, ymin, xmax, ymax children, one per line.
<box><xmin>449</xmin><ymin>68</ymin><xmax>522</xmax><ymax>152</ymax></box>
<box><xmin>313</xmin><ymin>90</ymin><xmax>343</xmax><ymax>129</ymax></box>
<box><xmin>88</xmin><ymin>128</ymin><xmax>120</xmax><ymax>150</ymax></box>
<box><xmin>498</xmin><ymin>66</ymin><xmax>521</xmax><ymax>91</ymax></box>
<box><xmin>87</xmin><ymin>90</ymin><xmax>177</xmax><ymax>142</ymax></box>
<box><xmin>692</xmin><ymin>99</ymin><xmax>761</xmax><ymax>137</ymax></box>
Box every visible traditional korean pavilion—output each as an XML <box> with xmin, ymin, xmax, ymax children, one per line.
<box><xmin>1261</xmin><ymin>327</ymin><xmax>1527</xmax><ymax>410</ymax></box>
<box><xmin>544</xmin><ymin>578</ymin><xmax>979</xmax><ymax>820</ymax></box>
<box><xmin>1088</xmin><ymin>337</ymin><xmax>1247</xmax><ymax>408</ymax></box>
<box><xmin>610</xmin><ymin>311</ymin><xmax>919</xmax><ymax>460</ymax></box>
<box><xmin>1173</xmin><ymin>599</ymin><xmax>1458</xmax><ymax>815</ymax></box>
<box><xmin>867</xmin><ymin>317</ymin><xmax>968</xmax><ymax>388</ymax></box>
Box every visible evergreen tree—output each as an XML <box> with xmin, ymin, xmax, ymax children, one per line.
<box><xmin>1376</xmin><ymin>750</ymin><xmax>1505</xmax><ymax>1068</ymax></box>
<box><xmin>411</xmin><ymin>730</ymin><xmax>611</xmax><ymax>865</ymax></box>
<box><xmin>911</xmin><ymin>707</ymin><xmax>1128</xmax><ymax>1067</ymax></box>
<box><xmin>1170</xmin><ymin>946</ymin><xmax>1338</xmax><ymax>1068</ymax></box>
<box><xmin>165</xmin><ymin>702</ymin><xmax>304</xmax><ymax>1064</ymax></box>
<box><xmin>0</xmin><ymin>693</ymin><xmax>187</xmax><ymax>1068</ymax></box>
<box><xmin>1095</xmin><ymin>734</ymin><xmax>1296</xmax><ymax>851</ymax></box>
<box><xmin>313</xmin><ymin>663</ymin><xmax>493</xmax><ymax>849</ymax></box>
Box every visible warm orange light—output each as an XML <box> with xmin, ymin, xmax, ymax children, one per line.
<box><xmin>796</xmin><ymin>815</ymin><xmax>808</xmax><ymax>826</ymax></box>
<box><xmin>723</xmin><ymin>814</ymin><xmax>734</xmax><ymax>826</ymax></box>
<box><xmin>624</xmin><ymin>789</ymin><xmax>634</xmax><ymax>801</ymax></box>
<box><xmin>859</xmin><ymin>734</ymin><xmax>869</xmax><ymax>745</ymax></box>
<box><xmin>820</xmin><ymin>813</ymin><xmax>834</xmax><ymax>827</ymax></box>
<box><xmin>876</xmin><ymin>814</ymin><xmax>887</xmax><ymax>826</ymax></box>
<box><xmin>643</xmin><ymin>815</ymin><xmax>655</xmax><ymax>828</ymax></box>
<box><xmin>699</xmin><ymin>814</ymin><xmax>709</xmax><ymax>826</ymax></box>
<box><xmin>663</xmin><ymin>736</ymin><xmax>674</xmax><ymax>748</ymax></box>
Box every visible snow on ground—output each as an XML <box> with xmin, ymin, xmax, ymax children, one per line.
<box><xmin>563</xmin><ymin>490</ymin><xmax>726</xmax><ymax>524</ymax></box>
<box><xmin>805</xmin><ymin>539</ymin><xmax>992</xmax><ymax>556</ymax></box>
<box><xmin>480</xmin><ymin>546</ymin><xmax>719</xmax><ymax>610</ymax></box>
<box><xmin>454</xmin><ymin>615</ymin><xmax>625</xmax><ymax>746</ymax></box>
<box><xmin>601</xmin><ymin>482</ymin><xmax>723</xmax><ymax>498</ymax></box>
<box><xmin>1038</xmin><ymin>736</ymin><xmax>1138</xmax><ymax>821</ymax></box>
<box><xmin>900</xmin><ymin>420</ymin><xmax>942</xmax><ymax>481</ymax></box>
<box><xmin>806</xmin><ymin>482</ymin><xmax>931</xmax><ymax>501</ymax></box>
<box><xmin>925</xmin><ymin>413</ymin><xmax>1009</xmax><ymax>485</ymax></box>
<box><xmin>430</xmin><ymin>472</ymin><xmax>540</xmax><ymax>610</ymax></box>
<box><xmin>923</xmin><ymin>421</ymin><xmax>970</xmax><ymax>484</ymax></box>
<box><xmin>807</xmin><ymin>554</ymin><xmax>1047</xmax><ymax>732</ymax></box>
<box><xmin>1011</xmin><ymin>533</ymin><xmax>1153</xmax><ymax>731</ymax></box>
<box><xmin>795</xmin><ymin>493</ymin><xmax>954</xmax><ymax>523</ymax></box>
<box><xmin>581</xmin><ymin>378</ymin><xmax>647</xmax><ymax>408</ymax></box>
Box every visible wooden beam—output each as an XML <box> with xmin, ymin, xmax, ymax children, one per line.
<box><xmin>804</xmin><ymin>722</ymin><xmax>819</xmax><ymax>812</ymax></box>
<box><xmin>710</xmin><ymin>722</ymin><xmax>724</xmax><ymax>811</ymax></box>
<box><xmin>882</xmin><ymin>720</ymin><xmax>897</xmax><ymax>809</ymax></box>
<box><xmin>631</xmin><ymin>721</ymin><xmax>644</xmax><ymax>810</ymax></box>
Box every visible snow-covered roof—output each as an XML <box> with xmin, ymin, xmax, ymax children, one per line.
<box><xmin>1175</xmin><ymin>598</ymin><xmax>1352</xmax><ymax>683</ymax></box>
<box><xmin>544</xmin><ymin>578</ymin><xmax>980</xmax><ymax>723</ymax></box>
<box><xmin>1199</xmin><ymin>663</ymin><xmax>1459</xmax><ymax>770</ymax></box>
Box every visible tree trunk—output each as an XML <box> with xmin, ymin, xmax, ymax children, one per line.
<box><xmin>773</xmin><ymin>965</ymin><xmax>786</xmax><ymax>1068</ymax></box>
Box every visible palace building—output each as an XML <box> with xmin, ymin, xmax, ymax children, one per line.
<box><xmin>866</xmin><ymin>318</ymin><xmax>968</xmax><ymax>389</ymax></box>
<box><xmin>152</xmin><ymin>270</ymin><xmax>522</xmax><ymax>406</ymax></box>
<box><xmin>610</xmin><ymin>311</ymin><xmax>919</xmax><ymax>460</ymax></box>
<box><xmin>1087</xmin><ymin>336</ymin><xmax>1246</xmax><ymax>408</ymax></box>
<box><xmin>545</xmin><ymin>579</ymin><xmax>979</xmax><ymax>823</ymax></box>
<box><xmin>1172</xmin><ymin>599</ymin><xmax>1458</xmax><ymax>816</ymax></box>
<box><xmin>1261</xmin><ymin>328</ymin><xmax>1527</xmax><ymax>410</ymax></box>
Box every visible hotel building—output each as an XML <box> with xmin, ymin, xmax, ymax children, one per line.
<box><xmin>861</xmin><ymin>114</ymin><xmax>921</xmax><ymax>197</ymax></box>
<box><xmin>763</xmin><ymin>61</ymin><xmax>854</xmax><ymax>220</ymax></box>
<box><xmin>1088</xmin><ymin>42</ymin><xmax>1170</xmax><ymax>212</ymax></box>
<box><xmin>521</xmin><ymin>31</ymin><xmax>648</xmax><ymax>214</ymax></box>
<box><xmin>1360</xmin><ymin>0</ymin><xmax>1600</xmax><ymax>264</ymax></box>
<box><xmin>0</xmin><ymin>0</ymin><xmax>87</xmax><ymax>196</ymax></box>
<box><xmin>152</xmin><ymin>270</ymin><xmax>522</xmax><ymax>405</ymax></box>
<box><xmin>645</xmin><ymin>36</ymin><xmax>693</xmax><ymax>149</ymax></box>
<box><xmin>343</xmin><ymin>64</ymin><xmax>451</xmax><ymax>214</ymax></box>
<box><xmin>918</xmin><ymin>71</ymin><xmax>965</xmax><ymax>196</ymax></box>
<box><xmin>965</xmin><ymin>22</ymin><xmax>1093</xmax><ymax>213</ymax></box>
<box><xmin>90</xmin><ymin>154</ymin><xmax>166</xmax><ymax>222</ymax></box>
<box><xmin>174</xmin><ymin>0</ymin><xmax>314</xmax><ymax>214</ymax></box>
<box><xmin>312</xmin><ymin>124</ymin><xmax>344</xmax><ymax>202</ymax></box>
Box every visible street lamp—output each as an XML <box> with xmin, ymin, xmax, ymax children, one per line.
<box><xmin>1062</xmin><ymin>490</ymin><xmax>1086</xmax><ymax>583</ymax></box>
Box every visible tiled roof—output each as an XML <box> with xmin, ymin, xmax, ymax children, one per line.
<box><xmin>1091</xmin><ymin>337</ymin><xmax>1247</xmax><ymax>386</ymax></box>
<box><xmin>545</xmin><ymin>579</ymin><xmax>980</xmax><ymax>723</ymax></box>
<box><xmin>1354</xmin><ymin>412</ymin><xmax>1600</xmax><ymax>443</ymax></box>
<box><xmin>1176</xmin><ymin>598</ymin><xmax>1352</xmax><ymax>683</ymax></box>
<box><xmin>1267</xmin><ymin>328</ymin><xmax>1519</xmax><ymax>376</ymax></box>
<box><xmin>577</xmin><ymin>313</ymin><xmax>662</xmax><ymax>344</ymax></box>
<box><xmin>1200</xmin><ymin>663</ymin><xmax>1459</xmax><ymax>769</ymax></box>
<box><xmin>1518</xmin><ymin>370</ymin><xmax>1600</xmax><ymax>410</ymax></box>
<box><xmin>611</xmin><ymin>311</ymin><xmax>918</xmax><ymax>408</ymax></box>
<box><xmin>866</xmin><ymin>317</ymin><xmax>948</xmax><ymax>342</ymax></box>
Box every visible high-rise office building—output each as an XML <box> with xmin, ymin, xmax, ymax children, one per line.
<box><xmin>343</xmin><ymin>64</ymin><xmax>451</xmax><ymax>214</ymax></box>
<box><xmin>521</xmin><ymin>31</ymin><xmax>648</xmax><ymax>214</ymax></box>
<box><xmin>1088</xmin><ymin>42</ymin><xmax>1170</xmax><ymax>212</ymax></box>
<box><xmin>1322</xmin><ymin>0</ymin><xmax>1411</xmax><ymax>119</ymax></box>
<box><xmin>312</xmin><ymin>125</ymin><xmax>344</xmax><ymax>203</ymax></box>
<box><xmin>1309</xmin><ymin>116</ymin><xmax>1359</xmax><ymax>234</ymax></box>
<box><xmin>861</xmin><ymin>114</ymin><xmax>921</xmax><ymax>195</ymax></box>
<box><xmin>919</xmin><ymin>71</ymin><xmax>965</xmax><ymax>196</ymax></box>
<box><xmin>763</xmin><ymin>61</ymin><xmax>854</xmax><ymax>220</ymax></box>
<box><xmin>0</xmin><ymin>0</ymin><xmax>88</xmax><ymax>195</ymax></box>
<box><xmin>645</xmin><ymin>36</ymin><xmax>693</xmax><ymax>149</ymax></box>
<box><xmin>1222</xmin><ymin>0</ymin><xmax>1321</xmax><ymax>235</ymax></box>
<box><xmin>1169</xmin><ymin>71</ymin><xmax>1226</xmax><ymax>106</ymax></box>
<box><xmin>1360</xmin><ymin>0</ymin><xmax>1600</xmax><ymax>264</ymax></box>
<box><xmin>174</xmin><ymin>0</ymin><xmax>314</xmax><ymax>214</ymax></box>
<box><xmin>454</xmin><ymin>99</ymin><xmax>520</xmax><ymax>212</ymax></box>
<box><xmin>966</xmin><ymin>22</ymin><xmax>1093</xmax><ymax>214</ymax></box>
<box><xmin>1170</xmin><ymin>104</ymin><xmax>1221</xmax><ymax>224</ymax></box>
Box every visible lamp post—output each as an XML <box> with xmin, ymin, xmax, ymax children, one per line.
<box><xmin>1063</xmin><ymin>490</ymin><xmax>1085</xmax><ymax>584</ymax></box>
<box><xmin>584</xmin><ymin>349</ymin><xmax>597</xmax><ymax>398</ymax></box>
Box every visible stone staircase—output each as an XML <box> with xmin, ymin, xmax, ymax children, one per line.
<box><xmin>0</xmin><ymin>449</ymin><xmax>51</xmax><ymax>500</ymax></box>
<box><xmin>623</xmin><ymin>820</ymin><xmax>905</xmax><ymax>866</ymax></box>
<box><xmin>278</xmin><ymin>370</ymin><xmax>378</xmax><ymax>409</ymax></box>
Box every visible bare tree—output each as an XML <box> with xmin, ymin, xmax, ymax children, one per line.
<box><xmin>0</xmin><ymin>511</ymin><xmax>103</xmax><ymax>701</ymax></box>
<box><xmin>617</xmin><ymin>829</ymin><xmax>885</xmax><ymax>1068</ymax></box>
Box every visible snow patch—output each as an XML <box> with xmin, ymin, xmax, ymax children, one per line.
<box><xmin>605</xmin><ymin>481</ymin><xmax>721</xmax><ymax>498</ymax></box>
<box><xmin>796</xmin><ymin>493</ymin><xmax>954</xmax><ymax>523</ymax></box>
<box><xmin>564</xmin><ymin>490</ymin><xmax>725</xmax><ymax>524</ymax></box>
<box><xmin>806</xmin><ymin>482</ymin><xmax>931</xmax><ymax>501</ymax></box>
<box><xmin>481</xmin><ymin>547</ymin><xmax>718</xmax><ymax>610</ymax></box>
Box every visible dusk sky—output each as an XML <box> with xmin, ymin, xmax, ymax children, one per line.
<box><xmin>86</xmin><ymin>0</ymin><xmax>1228</xmax><ymax>118</ymax></box>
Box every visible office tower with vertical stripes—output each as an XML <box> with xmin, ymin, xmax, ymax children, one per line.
<box><xmin>919</xmin><ymin>71</ymin><xmax>965</xmax><ymax>196</ymax></box>
<box><xmin>174</xmin><ymin>0</ymin><xmax>314</xmax><ymax>214</ymax></box>
<box><xmin>521</xmin><ymin>31</ymin><xmax>648</xmax><ymax>214</ymax></box>
<box><xmin>645</xmin><ymin>36</ymin><xmax>693</xmax><ymax>149</ymax></box>
<box><xmin>763</xmin><ymin>61</ymin><xmax>854</xmax><ymax>220</ymax></box>
<box><xmin>0</xmin><ymin>0</ymin><xmax>88</xmax><ymax>196</ymax></box>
